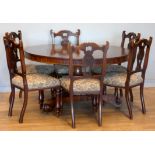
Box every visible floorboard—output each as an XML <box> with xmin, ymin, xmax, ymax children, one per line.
<box><xmin>0</xmin><ymin>88</ymin><xmax>155</xmax><ymax>131</ymax></box>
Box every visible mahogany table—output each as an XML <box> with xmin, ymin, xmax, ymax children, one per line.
<box><xmin>25</xmin><ymin>44</ymin><xmax>129</xmax><ymax>65</ymax></box>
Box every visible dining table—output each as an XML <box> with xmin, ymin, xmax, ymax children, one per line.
<box><xmin>24</xmin><ymin>44</ymin><xmax>129</xmax><ymax>111</ymax></box>
<box><xmin>25</xmin><ymin>44</ymin><xmax>129</xmax><ymax>65</ymax></box>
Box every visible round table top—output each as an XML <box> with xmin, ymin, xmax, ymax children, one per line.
<box><xmin>25</xmin><ymin>44</ymin><xmax>129</xmax><ymax>65</ymax></box>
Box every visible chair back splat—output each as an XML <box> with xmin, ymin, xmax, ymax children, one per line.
<box><xmin>50</xmin><ymin>29</ymin><xmax>80</xmax><ymax>52</ymax></box>
<box><xmin>68</xmin><ymin>42</ymin><xmax>109</xmax><ymax>95</ymax></box>
<box><xmin>4</xmin><ymin>31</ymin><xmax>27</xmax><ymax>84</ymax></box>
<box><xmin>49</xmin><ymin>29</ymin><xmax>81</xmax><ymax>77</ymax></box>
<box><xmin>121</xmin><ymin>30</ymin><xmax>141</xmax><ymax>49</ymax></box>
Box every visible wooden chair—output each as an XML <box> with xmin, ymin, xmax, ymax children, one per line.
<box><xmin>104</xmin><ymin>37</ymin><xmax>152</xmax><ymax>119</ymax></box>
<box><xmin>92</xmin><ymin>31</ymin><xmax>140</xmax><ymax>74</ymax></box>
<box><xmin>60</xmin><ymin>42</ymin><xmax>109</xmax><ymax>128</ymax></box>
<box><xmin>50</xmin><ymin>29</ymin><xmax>80</xmax><ymax>77</ymax></box>
<box><xmin>8</xmin><ymin>30</ymin><xmax>54</xmax><ymax>75</ymax></box>
<box><xmin>92</xmin><ymin>31</ymin><xmax>141</xmax><ymax>103</ymax></box>
<box><xmin>3</xmin><ymin>32</ymin><xmax>61</xmax><ymax>123</ymax></box>
<box><xmin>114</xmin><ymin>31</ymin><xmax>141</xmax><ymax>100</ymax></box>
<box><xmin>111</xmin><ymin>30</ymin><xmax>141</xmax><ymax>65</ymax></box>
<box><xmin>9</xmin><ymin>31</ymin><xmax>54</xmax><ymax>99</ymax></box>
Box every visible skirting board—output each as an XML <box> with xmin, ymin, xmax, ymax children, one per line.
<box><xmin>0</xmin><ymin>79</ymin><xmax>155</xmax><ymax>92</ymax></box>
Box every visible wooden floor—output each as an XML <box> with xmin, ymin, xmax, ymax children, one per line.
<box><xmin>0</xmin><ymin>88</ymin><xmax>155</xmax><ymax>131</ymax></box>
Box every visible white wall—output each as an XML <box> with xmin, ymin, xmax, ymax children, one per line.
<box><xmin>0</xmin><ymin>23</ymin><xmax>155</xmax><ymax>92</ymax></box>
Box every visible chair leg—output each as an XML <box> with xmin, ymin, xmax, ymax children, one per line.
<box><xmin>8</xmin><ymin>86</ymin><xmax>15</xmax><ymax>116</ymax></box>
<box><xmin>19</xmin><ymin>90</ymin><xmax>28</xmax><ymax>123</ymax></box>
<box><xmin>115</xmin><ymin>88</ymin><xmax>119</xmax><ymax>103</ymax></box>
<box><xmin>56</xmin><ymin>88</ymin><xmax>61</xmax><ymax>116</ymax></box>
<box><xmin>120</xmin><ymin>88</ymin><xmax>123</xmax><ymax>97</ymax></box>
<box><xmin>98</xmin><ymin>95</ymin><xmax>102</xmax><ymax>126</ymax></box>
<box><xmin>19</xmin><ymin>90</ymin><xmax>22</xmax><ymax>98</ymax></box>
<box><xmin>92</xmin><ymin>96</ymin><xmax>97</xmax><ymax>112</ymax></box>
<box><xmin>103</xmin><ymin>86</ymin><xmax>107</xmax><ymax>95</ymax></box>
<box><xmin>70</xmin><ymin>95</ymin><xmax>75</xmax><ymax>128</ymax></box>
<box><xmin>60</xmin><ymin>87</ymin><xmax>63</xmax><ymax>113</ymax></box>
<box><xmin>125</xmin><ymin>88</ymin><xmax>133</xmax><ymax>119</ymax></box>
<box><xmin>129</xmin><ymin>89</ymin><xmax>133</xmax><ymax>102</ymax></box>
<box><xmin>114</xmin><ymin>88</ymin><xmax>117</xmax><ymax>96</ymax></box>
<box><xmin>50</xmin><ymin>88</ymin><xmax>55</xmax><ymax>98</ymax></box>
<box><xmin>140</xmin><ymin>84</ymin><xmax>146</xmax><ymax>114</ymax></box>
<box><xmin>114</xmin><ymin>88</ymin><xmax>123</xmax><ymax>98</ymax></box>
<box><xmin>39</xmin><ymin>90</ymin><xmax>44</xmax><ymax>109</ymax></box>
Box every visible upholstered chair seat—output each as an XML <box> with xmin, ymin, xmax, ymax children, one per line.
<box><xmin>104</xmin><ymin>72</ymin><xmax>143</xmax><ymax>87</ymax></box>
<box><xmin>18</xmin><ymin>64</ymin><xmax>54</xmax><ymax>75</ymax></box>
<box><xmin>12</xmin><ymin>74</ymin><xmax>60</xmax><ymax>89</ymax></box>
<box><xmin>60</xmin><ymin>77</ymin><xmax>100</xmax><ymax>93</ymax></box>
<box><xmin>92</xmin><ymin>64</ymin><xmax>127</xmax><ymax>74</ymax></box>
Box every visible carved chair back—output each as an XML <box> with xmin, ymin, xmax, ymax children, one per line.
<box><xmin>3</xmin><ymin>31</ymin><xmax>28</xmax><ymax>87</ymax></box>
<box><xmin>50</xmin><ymin>29</ymin><xmax>80</xmax><ymax>52</ymax></box>
<box><xmin>68</xmin><ymin>42</ymin><xmax>109</xmax><ymax>94</ymax></box>
<box><xmin>126</xmin><ymin>37</ymin><xmax>152</xmax><ymax>85</ymax></box>
<box><xmin>121</xmin><ymin>31</ymin><xmax>141</xmax><ymax>49</ymax></box>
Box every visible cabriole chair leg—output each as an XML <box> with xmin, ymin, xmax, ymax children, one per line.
<box><xmin>19</xmin><ymin>90</ymin><xmax>28</xmax><ymax>123</ymax></box>
<box><xmin>19</xmin><ymin>90</ymin><xmax>22</xmax><ymax>98</ymax></box>
<box><xmin>125</xmin><ymin>89</ymin><xmax>133</xmax><ymax>119</ymax></box>
<box><xmin>98</xmin><ymin>96</ymin><xmax>102</xmax><ymax>126</ymax></box>
<box><xmin>8</xmin><ymin>86</ymin><xmax>15</xmax><ymax>116</ymax></box>
<box><xmin>70</xmin><ymin>95</ymin><xmax>75</xmax><ymax>128</ymax></box>
<box><xmin>140</xmin><ymin>84</ymin><xmax>146</xmax><ymax>114</ymax></box>
<box><xmin>129</xmin><ymin>89</ymin><xmax>133</xmax><ymax>102</ymax></box>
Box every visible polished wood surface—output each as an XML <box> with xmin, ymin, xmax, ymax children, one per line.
<box><xmin>0</xmin><ymin>88</ymin><xmax>155</xmax><ymax>131</ymax></box>
<box><xmin>25</xmin><ymin>44</ymin><xmax>129</xmax><ymax>65</ymax></box>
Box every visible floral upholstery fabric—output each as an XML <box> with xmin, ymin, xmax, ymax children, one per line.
<box><xmin>18</xmin><ymin>64</ymin><xmax>54</xmax><ymax>75</ymax></box>
<box><xmin>104</xmin><ymin>72</ymin><xmax>143</xmax><ymax>87</ymax></box>
<box><xmin>60</xmin><ymin>78</ymin><xmax>100</xmax><ymax>93</ymax></box>
<box><xmin>55</xmin><ymin>65</ymin><xmax>69</xmax><ymax>75</ymax></box>
<box><xmin>12</xmin><ymin>74</ymin><xmax>60</xmax><ymax>89</ymax></box>
<box><xmin>92</xmin><ymin>64</ymin><xmax>127</xmax><ymax>74</ymax></box>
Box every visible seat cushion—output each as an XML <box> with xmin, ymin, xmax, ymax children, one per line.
<box><xmin>92</xmin><ymin>64</ymin><xmax>127</xmax><ymax>74</ymax></box>
<box><xmin>60</xmin><ymin>78</ymin><xmax>100</xmax><ymax>93</ymax></box>
<box><xmin>12</xmin><ymin>74</ymin><xmax>60</xmax><ymax>89</ymax></box>
<box><xmin>104</xmin><ymin>72</ymin><xmax>143</xmax><ymax>87</ymax></box>
<box><xmin>18</xmin><ymin>64</ymin><xmax>54</xmax><ymax>75</ymax></box>
<box><xmin>55</xmin><ymin>65</ymin><xmax>69</xmax><ymax>75</ymax></box>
